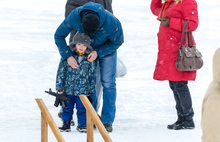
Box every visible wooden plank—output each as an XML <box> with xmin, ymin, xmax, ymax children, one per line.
<box><xmin>41</xmin><ymin>112</ymin><xmax>48</xmax><ymax>142</ymax></box>
<box><xmin>36</xmin><ymin>99</ymin><xmax>65</xmax><ymax>142</ymax></box>
<box><xmin>86</xmin><ymin>110</ymin><xmax>93</xmax><ymax>142</ymax></box>
<box><xmin>79</xmin><ymin>95</ymin><xmax>112</xmax><ymax>142</ymax></box>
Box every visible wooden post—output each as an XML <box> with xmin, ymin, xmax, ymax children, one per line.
<box><xmin>86</xmin><ymin>110</ymin><xmax>93</xmax><ymax>142</ymax></box>
<box><xmin>36</xmin><ymin>99</ymin><xmax>65</xmax><ymax>142</ymax></box>
<box><xmin>79</xmin><ymin>95</ymin><xmax>112</xmax><ymax>142</ymax></box>
<box><xmin>41</xmin><ymin>112</ymin><xmax>48</xmax><ymax>142</ymax></box>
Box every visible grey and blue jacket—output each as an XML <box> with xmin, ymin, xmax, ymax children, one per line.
<box><xmin>54</xmin><ymin>2</ymin><xmax>124</xmax><ymax>60</ymax></box>
<box><xmin>56</xmin><ymin>53</ymin><xmax>96</xmax><ymax>96</ymax></box>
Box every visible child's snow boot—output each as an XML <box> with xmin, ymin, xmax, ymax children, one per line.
<box><xmin>76</xmin><ymin>126</ymin><xmax>87</xmax><ymax>133</ymax></box>
<box><xmin>58</xmin><ymin>112</ymin><xmax>74</xmax><ymax>126</ymax></box>
<box><xmin>59</xmin><ymin>121</ymin><xmax>71</xmax><ymax>132</ymax></box>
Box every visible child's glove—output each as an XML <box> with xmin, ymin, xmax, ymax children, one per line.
<box><xmin>87</xmin><ymin>96</ymin><xmax>92</xmax><ymax>103</ymax></box>
<box><xmin>88</xmin><ymin>93</ymin><xmax>92</xmax><ymax>96</ymax></box>
<box><xmin>160</xmin><ymin>18</ymin><xmax>170</xmax><ymax>26</ymax></box>
<box><xmin>57</xmin><ymin>90</ymin><xmax>64</xmax><ymax>94</ymax></box>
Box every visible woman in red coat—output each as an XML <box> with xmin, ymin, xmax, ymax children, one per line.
<box><xmin>150</xmin><ymin>0</ymin><xmax>199</xmax><ymax>130</ymax></box>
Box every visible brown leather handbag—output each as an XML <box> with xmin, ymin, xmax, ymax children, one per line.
<box><xmin>175</xmin><ymin>20</ymin><xmax>203</xmax><ymax>71</ymax></box>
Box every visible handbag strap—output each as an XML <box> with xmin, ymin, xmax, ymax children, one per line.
<box><xmin>188</xmin><ymin>32</ymin><xmax>196</xmax><ymax>47</ymax></box>
<box><xmin>181</xmin><ymin>20</ymin><xmax>196</xmax><ymax>47</ymax></box>
<box><xmin>180</xmin><ymin>20</ymin><xmax>188</xmax><ymax>47</ymax></box>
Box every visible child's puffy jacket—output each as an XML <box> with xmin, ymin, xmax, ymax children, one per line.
<box><xmin>56</xmin><ymin>54</ymin><xmax>96</xmax><ymax>96</ymax></box>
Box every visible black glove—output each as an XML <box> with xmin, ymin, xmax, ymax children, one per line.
<box><xmin>160</xmin><ymin>18</ymin><xmax>170</xmax><ymax>26</ymax></box>
<box><xmin>88</xmin><ymin>93</ymin><xmax>92</xmax><ymax>96</ymax></box>
<box><xmin>57</xmin><ymin>90</ymin><xmax>64</xmax><ymax>94</ymax></box>
<box><xmin>87</xmin><ymin>96</ymin><xmax>93</xmax><ymax>103</ymax></box>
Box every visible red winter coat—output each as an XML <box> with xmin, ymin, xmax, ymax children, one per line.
<box><xmin>150</xmin><ymin>0</ymin><xmax>199</xmax><ymax>81</ymax></box>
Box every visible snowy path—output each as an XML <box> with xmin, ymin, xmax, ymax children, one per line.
<box><xmin>0</xmin><ymin>0</ymin><xmax>220</xmax><ymax>141</ymax></box>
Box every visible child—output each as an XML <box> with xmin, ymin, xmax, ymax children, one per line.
<box><xmin>56</xmin><ymin>32</ymin><xmax>96</xmax><ymax>133</ymax></box>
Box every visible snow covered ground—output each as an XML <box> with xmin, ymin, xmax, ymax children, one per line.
<box><xmin>0</xmin><ymin>0</ymin><xmax>220</xmax><ymax>141</ymax></box>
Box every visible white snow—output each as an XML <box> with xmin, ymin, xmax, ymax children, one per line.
<box><xmin>0</xmin><ymin>0</ymin><xmax>220</xmax><ymax>141</ymax></box>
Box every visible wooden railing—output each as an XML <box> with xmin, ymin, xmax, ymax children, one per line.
<box><xmin>36</xmin><ymin>99</ymin><xmax>65</xmax><ymax>142</ymax></box>
<box><xmin>36</xmin><ymin>95</ymin><xmax>112</xmax><ymax>142</ymax></box>
<box><xmin>79</xmin><ymin>95</ymin><xmax>112</xmax><ymax>142</ymax></box>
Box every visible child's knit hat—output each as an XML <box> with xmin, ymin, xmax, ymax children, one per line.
<box><xmin>69</xmin><ymin>32</ymin><xmax>93</xmax><ymax>54</ymax></box>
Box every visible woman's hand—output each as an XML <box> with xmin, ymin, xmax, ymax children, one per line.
<box><xmin>160</xmin><ymin>18</ymin><xmax>170</xmax><ymax>26</ymax></box>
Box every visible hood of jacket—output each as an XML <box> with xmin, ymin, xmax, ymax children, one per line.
<box><xmin>76</xmin><ymin>2</ymin><xmax>106</xmax><ymax>29</ymax></box>
<box><xmin>213</xmin><ymin>48</ymin><xmax>220</xmax><ymax>83</ymax></box>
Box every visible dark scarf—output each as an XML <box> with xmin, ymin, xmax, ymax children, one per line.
<box><xmin>157</xmin><ymin>0</ymin><xmax>173</xmax><ymax>21</ymax></box>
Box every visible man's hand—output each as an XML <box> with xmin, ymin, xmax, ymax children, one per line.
<box><xmin>87</xmin><ymin>51</ymin><xmax>98</xmax><ymax>62</ymax></box>
<box><xmin>67</xmin><ymin>56</ymin><xmax>79</xmax><ymax>68</ymax></box>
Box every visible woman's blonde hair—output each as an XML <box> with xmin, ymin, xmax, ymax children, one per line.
<box><xmin>174</xmin><ymin>0</ymin><xmax>183</xmax><ymax>3</ymax></box>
